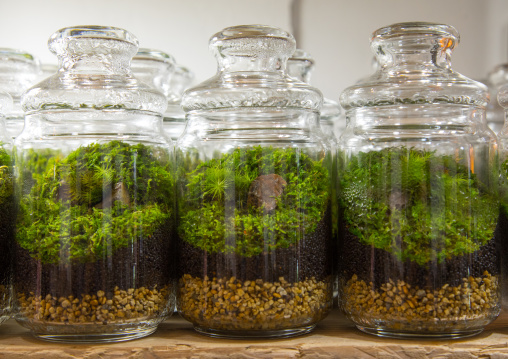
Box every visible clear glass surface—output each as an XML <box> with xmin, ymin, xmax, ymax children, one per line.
<box><xmin>338</xmin><ymin>22</ymin><xmax>500</xmax><ymax>339</ymax></box>
<box><xmin>37</xmin><ymin>63</ymin><xmax>58</xmax><ymax>82</ymax></box>
<box><xmin>0</xmin><ymin>49</ymin><xmax>40</xmax><ymax>138</ymax></box>
<box><xmin>13</xmin><ymin>26</ymin><xmax>175</xmax><ymax>343</ymax></box>
<box><xmin>176</xmin><ymin>25</ymin><xmax>332</xmax><ymax>338</ymax></box>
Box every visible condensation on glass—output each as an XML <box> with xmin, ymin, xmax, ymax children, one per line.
<box><xmin>0</xmin><ymin>49</ymin><xmax>40</xmax><ymax>138</ymax></box>
<box><xmin>14</xmin><ymin>26</ymin><xmax>175</xmax><ymax>343</ymax></box>
<box><xmin>176</xmin><ymin>25</ymin><xmax>333</xmax><ymax>338</ymax></box>
<box><xmin>338</xmin><ymin>22</ymin><xmax>500</xmax><ymax>339</ymax></box>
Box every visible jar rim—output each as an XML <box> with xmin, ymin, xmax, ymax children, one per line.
<box><xmin>372</xmin><ymin>22</ymin><xmax>460</xmax><ymax>44</ymax></box>
<box><xmin>210</xmin><ymin>24</ymin><xmax>293</xmax><ymax>43</ymax></box>
<box><xmin>289</xmin><ymin>49</ymin><xmax>315</xmax><ymax>65</ymax></box>
<box><xmin>48</xmin><ymin>25</ymin><xmax>139</xmax><ymax>54</ymax></box>
<box><xmin>0</xmin><ymin>48</ymin><xmax>39</xmax><ymax>63</ymax></box>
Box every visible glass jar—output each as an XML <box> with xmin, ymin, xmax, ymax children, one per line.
<box><xmin>338</xmin><ymin>22</ymin><xmax>500</xmax><ymax>339</ymax></box>
<box><xmin>0</xmin><ymin>90</ymin><xmax>13</xmax><ymax>325</ymax></box>
<box><xmin>0</xmin><ymin>49</ymin><xmax>40</xmax><ymax>138</ymax></box>
<box><xmin>176</xmin><ymin>25</ymin><xmax>333</xmax><ymax>338</ymax></box>
<box><xmin>287</xmin><ymin>49</ymin><xmax>343</xmax><ymax>142</ymax></box>
<box><xmin>170</xmin><ymin>64</ymin><xmax>193</xmax><ymax>99</ymax></box>
<box><xmin>131</xmin><ymin>49</ymin><xmax>181</xmax><ymax>142</ymax></box>
<box><xmin>162</xmin><ymin>64</ymin><xmax>193</xmax><ymax>142</ymax></box>
<box><xmin>486</xmin><ymin>64</ymin><xmax>508</xmax><ymax>134</ymax></box>
<box><xmin>13</xmin><ymin>26</ymin><xmax>175</xmax><ymax>342</ymax></box>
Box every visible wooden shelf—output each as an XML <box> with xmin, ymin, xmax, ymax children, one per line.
<box><xmin>0</xmin><ymin>309</ymin><xmax>507</xmax><ymax>358</ymax></box>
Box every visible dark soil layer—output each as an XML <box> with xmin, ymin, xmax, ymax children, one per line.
<box><xmin>0</xmin><ymin>199</ymin><xmax>15</xmax><ymax>286</ymax></box>
<box><xmin>339</xmin><ymin>216</ymin><xmax>501</xmax><ymax>290</ymax></box>
<box><xmin>14</xmin><ymin>219</ymin><xmax>175</xmax><ymax>298</ymax></box>
<box><xmin>178</xmin><ymin>207</ymin><xmax>332</xmax><ymax>283</ymax></box>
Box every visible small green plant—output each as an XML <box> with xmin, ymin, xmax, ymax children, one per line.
<box><xmin>178</xmin><ymin>146</ymin><xmax>330</xmax><ymax>257</ymax></box>
<box><xmin>339</xmin><ymin>147</ymin><xmax>498</xmax><ymax>265</ymax></box>
<box><xmin>16</xmin><ymin>141</ymin><xmax>174</xmax><ymax>264</ymax></box>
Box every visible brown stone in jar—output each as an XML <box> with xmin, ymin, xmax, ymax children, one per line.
<box><xmin>247</xmin><ymin>174</ymin><xmax>287</xmax><ymax>212</ymax></box>
<box><xmin>95</xmin><ymin>182</ymin><xmax>130</xmax><ymax>209</ymax></box>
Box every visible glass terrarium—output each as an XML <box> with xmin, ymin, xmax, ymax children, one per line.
<box><xmin>338</xmin><ymin>22</ymin><xmax>500</xmax><ymax>339</ymax></box>
<box><xmin>287</xmin><ymin>49</ymin><xmax>343</xmax><ymax>143</ymax></box>
<box><xmin>176</xmin><ymin>25</ymin><xmax>333</xmax><ymax>338</ymax></box>
<box><xmin>13</xmin><ymin>26</ymin><xmax>175</xmax><ymax>342</ymax></box>
<box><xmin>0</xmin><ymin>48</ymin><xmax>40</xmax><ymax>138</ymax></box>
<box><xmin>162</xmin><ymin>64</ymin><xmax>193</xmax><ymax>141</ymax></box>
<box><xmin>486</xmin><ymin>64</ymin><xmax>508</xmax><ymax>134</ymax></box>
<box><xmin>0</xmin><ymin>90</ymin><xmax>13</xmax><ymax>325</ymax></box>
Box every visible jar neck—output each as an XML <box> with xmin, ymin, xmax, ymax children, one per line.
<box><xmin>181</xmin><ymin>109</ymin><xmax>322</xmax><ymax>145</ymax></box>
<box><xmin>376</xmin><ymin>37</ymin><xmax>453</xmax><ymax>71</ymax></box>
<box><xmin>54</xmin><ymin>38</ymin><xmax>136</xmax><ymax>76</ymax></box>
<box><xmin>287</xmin><ymin>60</ymin><xmax>311</xmax><ymax>83</ymax></box>
<box><xmin>58</xmin><ymin>53</ymin><xmax>131</xmax><ymax>76</ymax></box>
<box><xmin>346</xmin><ymin>104</ymin><xmax>477</xmax><ymax>136</ymax></box>
<box><xmin>17</xmin><ymin>110</ymin><xmax>165</xmax><ymax>143</ymax></box>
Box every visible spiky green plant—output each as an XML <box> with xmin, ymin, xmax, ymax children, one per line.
<box><xmin>178</xmin><ymin>146</ymin><xmax>330</xmax><ymax>257</ymax></box>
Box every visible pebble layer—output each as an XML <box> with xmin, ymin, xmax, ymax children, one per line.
<box><xmin>17</xmin><ymin>285</ymin><xmax>172</xmax><ymax>325</ymax></box>
<box><xmin>178</xmin><ymin>274</ymin><xmax>332</xmax><ymax>331</ymax></box>
<box><xmin>341</xmin><ymin>271</ymin><xmax>500</xmax><ymax>332</ymax></box>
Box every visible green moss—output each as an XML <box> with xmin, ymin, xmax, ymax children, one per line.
<box><xmin>0</xmin><ymin>147</ymin><xmax>13</xmax><ymax>204</ymax></box>
<box><xmin>16</xmin><ymin>141</ymin><xmax>173</xmax><ymax>264</ymax></box>
<box><xmin>178</xmin><ymin>146</ymin><xmax>330</xmax><ymax>257</ymax></box>
<box><xmin>339</xmin><ymin>147</ymin><xmax>498</xmax><ymax>265</ymax></box>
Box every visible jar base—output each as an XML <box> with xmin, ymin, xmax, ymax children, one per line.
<box><xmin>31</xmin><ymin>326</ymin><xmax>157</xmax><ymax>343</ymax></box>
<box><xmin>194</xmin><ymin>324</ymin><xmax>315</xmax><ymax>339</ymax></box>
<box><xmin>356</xmin><ymin>325</ymin><xmax>484</xmax><ymax>340</ymax></box>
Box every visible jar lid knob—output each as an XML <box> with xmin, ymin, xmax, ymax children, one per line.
<box><xmin>210</xmin><ymin>25</ymin><xmax>296</xmax><ymax>60</ymax></box>
<box><xmin>48</xmin><ymin>25</ymin><xmax>139</xmax><ymax>58</ymax></box>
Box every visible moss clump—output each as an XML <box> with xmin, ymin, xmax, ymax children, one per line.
<box><xmin>16</xmin><ymin>141</ymin><xmax>173</xmax><ymax>264</ymax></box>
<box><xmin>339</xmin><ymin>147</ymin><xmax>498</xmax><ymax>265</ymax></box>
<box><xmin>178</xmin><ymin>146</ymin><xmax>329</xmax><ymax>257</ymax></box>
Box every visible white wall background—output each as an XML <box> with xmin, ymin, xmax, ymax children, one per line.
<box><xmin>0</xmin><ymin>0</ymin><xmax>508</xmax><ymax>104</ymax></box>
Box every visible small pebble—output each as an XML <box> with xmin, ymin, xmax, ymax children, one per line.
<box><xmin>178</xmin><ymin>274</ymin><xmax>331</xmax><ymax>330</ymax></box>
<box><xmin>17</xmin><ymin>285</ymin><xmax>172</xmax><ymax>324</ymax></box>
